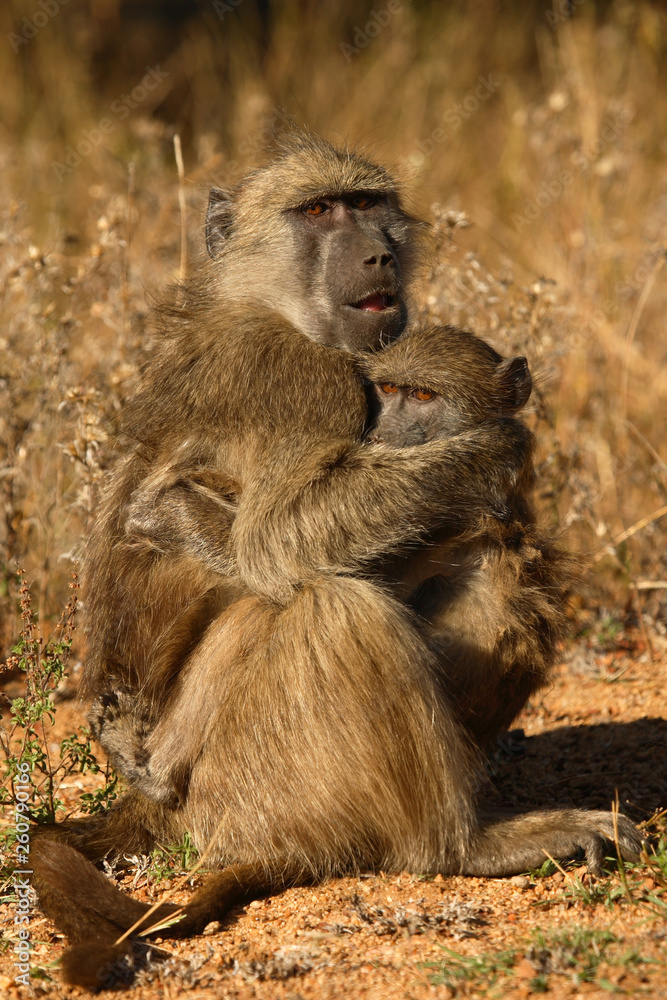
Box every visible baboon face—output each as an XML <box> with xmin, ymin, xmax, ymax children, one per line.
<box><xmin>368</xmin><ymin>382</ymin><xmax>464</xmax><ymax>445</ymax></box>
<box><xmin>205</xmin><ymin>134</ymin><xmax>417</xmax><ymax>351</ymax></box>
<box><xmin>365</xmin><ymin>326</ymin><xmax>532</xmax><ymax>445</ymax></box>
<box><xmin>284</xmin><ymin>191</ymin><xmax>407</xmax><ymax>350</ymax></box>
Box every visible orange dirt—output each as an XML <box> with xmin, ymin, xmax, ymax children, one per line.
<box><xmin>2</xmin><ymin>627</ymin><xmax>666</xmax><ymax>1000</ymax></box>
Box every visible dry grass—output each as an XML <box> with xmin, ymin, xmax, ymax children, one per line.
<box><xmin>2</xmin><ymin>1</ymin><xmax>666</xmax><ymax>648</ymax></box>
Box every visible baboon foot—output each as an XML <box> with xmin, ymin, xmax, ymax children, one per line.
<box><xmin>463</xmin><ymin>808</ymin><xmax>643</xmax><ymax>877</ymax></box>
<box><xmin>89</xmin><ymin>691</ymin><xmax>181</xmax><ymax>807</ymax></box>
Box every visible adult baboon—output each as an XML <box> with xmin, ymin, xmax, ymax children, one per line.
<box><xmin>32</xmin><ymin>133</ymin><xmax>641</xmax><ymax>989</ymax></box>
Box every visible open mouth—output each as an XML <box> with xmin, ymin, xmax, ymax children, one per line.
<box><xmin>349</xmin><ymin>293</ymin><xmax>397</xmax><ymax>312</ymax></box>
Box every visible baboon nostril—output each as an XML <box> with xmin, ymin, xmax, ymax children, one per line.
<box><xmin>364</xmin><ymin>252</ymin><xmax>395</xmax><ymax>267</ymax></box>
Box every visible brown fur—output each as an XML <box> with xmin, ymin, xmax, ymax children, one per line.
<box><xmin>31</xmin><ymin>132</ymin><xmax>641</xmax><ymax>989</ymax></box>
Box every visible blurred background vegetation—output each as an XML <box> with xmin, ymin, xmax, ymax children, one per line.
<box><xmin>1</xmin><ymin>0</ymin><xmax>666</xmax><ymax>655</ymax></box>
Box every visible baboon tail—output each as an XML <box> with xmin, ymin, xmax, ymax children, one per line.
<box><xmin>32</xmin><ymin>838</ymin><xmax>306</xmax><ymax>989</ymax></box>
<box><xmin>32</xmin><ymin>839</ymin><xmax>174</xmax><ymax>987</ymax></box>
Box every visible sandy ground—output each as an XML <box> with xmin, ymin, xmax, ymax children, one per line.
<box><xmin>2</xmin><ymin>624</ymin><xmax>666</xmax><ymax>1000</ymax></box>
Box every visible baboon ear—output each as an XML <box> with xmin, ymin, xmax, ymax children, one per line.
<box><xmin>496</xmin><ymin>356</ymin><xmax>532</xmax><ymax>412</ymax></box>
<box><xmin>206</xmin><ymin>188</ymin><xmax>234</xmax><ymax>259</ymax></box>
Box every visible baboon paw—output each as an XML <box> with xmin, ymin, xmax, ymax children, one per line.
<box><xmin>538</xmin><ymin>810</ymin><xmax>643</xmax><ymax>876</ymax></box>
<box><xmin>89</xmin><ymin>689</ymin><xmax>147</xmax><ymax>735</ymax></box>
<box><xmin>576</xmin><ymin>810</ymin><xmax>643</xmax><ymax>874</ymax></box>
<box><xmin>469</xmin><ymin>808</ymin><xmax>643</xmax><ymax>877</ymax></box>
<box><xmin>89</xmin><ymin>693</ymin><xmax>186</xmax><ymax>808</ymax></box>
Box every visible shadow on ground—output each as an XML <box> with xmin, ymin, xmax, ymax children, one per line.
<box><xmin>490</xmin><ymin>718</ymin><xmax>667</xmax><ymax>822</ymax></box>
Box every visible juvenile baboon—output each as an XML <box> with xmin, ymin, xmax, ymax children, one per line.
<box><xmin>32</xmin><ymin>133</ymin><xmax>641</xmax><ymax>989</ymax></box>
<box><xmin>360</xmin><ymin>323</ymin><xmax>570</xmax><ymax>746</ymax></box>
<box><xmin>362</xmin><ymin>324</ymin><xmax>533</xmax><ymax>449</ymax></box>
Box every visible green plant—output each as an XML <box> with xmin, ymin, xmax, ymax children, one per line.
<box><xmin>148</xmin><ymin>832</ymin><xmax>200</xmax><ymax>886</ymax></box>
<box><xmin>596</xmin><ymin>615</ymin><xmax>624</xmax><ymax>648</ymax></box>
<box><xmin>646</xmin><ymin>827</ymin><xmax>667</xmax><ymax>881</ymax></box>
<box><xmin>528</xmin><ymin>926</ymin><xmax>656</xmax><ymax>992</ymax></box>
<box><xmin>530</xmin><ymin>927</ymin><xmax>617</xmax><ymax>983</ymax></box>
<box><xmin>638</xmin><ymin>821</ymin><xmax>667</xmax><ymax>918</ymax></box>
<box><xmin>426</xmin><ymin>944</ymin><xmax>519</xmax><ymax>994</ymax></box>
<box><xmin>425</xmin><ymin>926</ymin><xmax>656</xmax><ymax>996</ymax></box>
<box><xmin>0</xmin><ymin>571</ymin><xmax>117</xmax><ymax>827</ymax></box>
<box><xmin>533</xmin><ymin>867</ymin><xmax>641</xmax><ymax>911</ymax></box>
<box><xmin>529</xmin><ymin>858</ymin><xmax>559</xmax><ymax>879</ymax></box>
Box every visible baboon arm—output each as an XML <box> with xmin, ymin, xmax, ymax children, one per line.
<box><xmin>461</xmin><ymin>809</ymin><xmax>642</xmax><ymax>877</ymax></box>
<box><xmin>123</xmin><ymin>321</ymin><xmax>531</xmax><ymax>596</ymax></box>
<box><xmin>232</xmin><ymin>420</ymin><xmax>533</xmax><ymax>600</ymax></box>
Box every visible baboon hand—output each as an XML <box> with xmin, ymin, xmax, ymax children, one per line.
<box><xmin>439</xmin><ymin>418</ymin><xmax>533</xmax><ymax>520</ymax></box>
<box><xmin>89</xmin><ymin>692</ymin><xmax>186</xmax><ymax>808</ymax></box>
<box><xmin>481</xmin><ymin>417</ymin><xmax>533</xmax><ymax>485</ymax></box>
<box><xmin>464</xmin><ymin>809</ymin><xmax>643</xmax><ymax>877</ymax></box>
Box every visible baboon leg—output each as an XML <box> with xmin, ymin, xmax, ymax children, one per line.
<box><xmin>175</xmin><ymin>577</ymin><xmax>478</xmax><ymax>874</ymax></box>
<box><xmin>168</xmin><ymin>863</ymin><xmax>310</xmax><ymax>935</ymax></box>
<box><xmin>125</xmin><ymin>467</ymin><xmax>238</xmax><ymax>572</ymax></box>
<box><xmin>30</xmin><ymin>789</ymin><xmax>172</xmax><ymax>861</ymax></box>
<box><xmin>87</xmin><ymin>597</ymin><xmax>279</xmax><ymax>809</ymax></box>
<box><xmin>410</xmin><ymin>528</ymin><xmax>569</xmax><ymax>749</ymax></box>
<box><xmin>101</xmin><ymin>579</ymin><xmax>478</xmax><ymax>859</ymax></box>
<box><xmin>462</xmin><ymin>809</ymin><xmax>643</xmax><ymax>877</ymax></box>
<box><xmin>138</xmin><ymin>595</ymin><xmax>276</xmax><ymax>805</ymax></box>
<box><xmin>33</xmin><ymin>839</ymin><xmax>306</xmax><ymax>990</ymax></box>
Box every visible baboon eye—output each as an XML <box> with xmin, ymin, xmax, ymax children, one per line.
<box><xmin>379</xmin><ymin>383</ymin><xmax>399</xmax><ymax>394</ymax></box>
<box><xmin>410</xmin><ymin>388</ymin><xmax>435</xmax><ymax>401</ymax></box>
<box><xmin>351</xmin><ymin>194</ymin><xmax>377</xmax><ymax>210</ymax></box>
<box><xmin>303</xmin><ymin>202</ymin><xmax>328</xmax><ymax>216</ymax></box>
